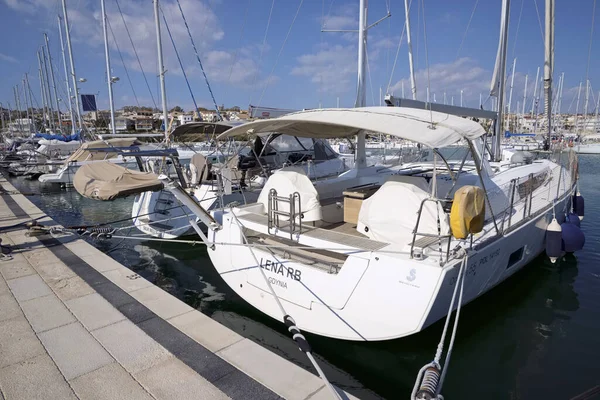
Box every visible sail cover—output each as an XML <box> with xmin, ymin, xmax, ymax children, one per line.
<box><xmin>74</xmin><ymin>162</ymin><xmax>163</xmax><ymax>201</ymax></box>
<box><xmin>217</xmin><ymin>107</ymin><xmax>486</xmax><ymax>148</ymax></box>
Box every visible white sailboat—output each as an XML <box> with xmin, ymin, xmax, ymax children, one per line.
<box><xmin>168</xmin><ymin>0</ymin><xmax>579</xmax><ymax>341</ymax></box>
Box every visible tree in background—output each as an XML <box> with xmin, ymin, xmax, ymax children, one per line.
<box><xmin>169</xmin><ymin>106</ymin><xmax>183</xmax><ymax>113</ymax></box>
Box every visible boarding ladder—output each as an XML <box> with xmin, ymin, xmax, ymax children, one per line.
<box><xmin>267</xmin><ymin>189</ymin><xmax>302</xmax><ymax>240</ymax></box>
<box><xmin>410</xmin><ymin>198</ymin><xmax>453</xmax><ymax>266</ymax></box>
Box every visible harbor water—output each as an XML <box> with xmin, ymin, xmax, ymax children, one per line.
<box><xmin>5</xmin><ymin>155</ymin><xmax>600</xmax><ymax>400</ymax></box>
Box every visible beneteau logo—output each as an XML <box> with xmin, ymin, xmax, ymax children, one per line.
<box><xmin>260</xmin><ymin>258</ymin><xmax>302</xmax><ymax>281</ymax></box>
<box><xmin>407</xmin><ymin>269</ymin><xmax>417</xmax><ymax>282</ymax></box>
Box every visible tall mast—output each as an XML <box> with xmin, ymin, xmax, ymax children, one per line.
<box><xmin>544</xmin><ymin>0</ymin><xmax>554</xmax><ymax>143</ymax></box>
<box><xmin>153</xmin><ymin>0</ymin><xmax>169</xmax><ymax>140</ymax></box>
<box><xmin>531</xmin><ymin>67</ymin><xmax>540</xmax><ymax>116</ymax></box>
<box><xmin>58</xmin><ymin>16</ymin><xmax>75</xmax><ymax>135</ymax></box>
<box><xmin>37</xmin><ymin>52</ymin><xmax>48</xmax><ymax>130</ymax></box>
<box><xmin>13</xmin><ymin>86</ymin><xmax>22</xmax><ymax>133</ymax></box>
<box><xmin>44</xmin><ymin>33</ymin><xmax>62</xmax><ymax>131</ymax></box>
<box><xmin>492</xmin><ymin>0</ymin><xmax>510</xmax><ymax>161</ymax></box>
<box><xmin>101</xmin><ymin>0</ymin><xmax>117</xmax><ymax>135</ymax></box>
<box><xmin>355</xmin><ymin>0</ymin><xmax>368</xmax><ymax>170</ymax></box>
<box><xmin>22</xmin><ymin>78</ymin><xmax>31</xmax><ymax>133</ymax></box>
<box><xmin>24</xmin><ymin>74</ymin><xmax>36</xmax><ymax>133</ymax></box>
<box><xmin>404</xmin><ymin>0</ymin><xmax>417</xmax><ymax>100</ymax></box>
<box><xmin>521</xmin><ymin>74</ymin><xmax>528</xmax><ymax>115</ymax></box>
<box><xmin>41</xmin><ymin>45</ymin><xmax>56</xmax><ymax>131</ymax></box>
<box><xmin>507</xmin><ymin>58</ymin><xmax>517</xmax><ymax>115</ymax></box>
<box><xmin>62</xmin><ymin>0</ymin><xmax>83</xmax><ymax>132</ymax></box>
<box><xmin>595</xmin><ymin>91</ymin><xmax>600</xmax><ymax>133</ymax></box>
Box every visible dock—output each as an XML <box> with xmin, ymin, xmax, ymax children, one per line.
<box><xmin>0</xmin><ymin>176</ymin><xmax>353</xmax><ymax>400</ymax></box>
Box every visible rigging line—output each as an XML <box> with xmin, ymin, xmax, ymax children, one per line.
<box><xmin>532</xmin><ymin>0</ymin><xmax>546</xmax><ymax>46</ymax></box>
<box><xmin>257</xmin><ymin>0</ymin><xmax>305</xmax><ymax>107</ymax></box>
<box><xmin>584</xmin><ymin>0</ymin><xmax>597</xmax><ymax>114</ymax></box>
<box><xmin>107</xmin><ymin>18</ymin><xmax>140</xmax><ymax>108</ymax></box>
<box><xmin>366</xmin><ymin>48</ymin><xmax>376</xmax><ymax>106</ymax></box>
<box><xmin>416</xmin><ymin>0</ymin><xmax>420</xmax><ymax>72</ymax></box>
<box><xmin>510</xmin><ymin>0</ymin><xmax>525</xmax><ymax>60</ymax></box>
<box><xmin>386</xmin><ymin>0</ymin><xmax>411</xmax><ymax>93</ymax></box>
<box><xmin>160</xmin><ymin>7</ymin><xmax>200</xmax><ymax>115</ymax></box>
<box><xmin>325</xmin><ymin>0</ymin><xmax>337</xmax><ymax>27</ymax></box>
<box><xmin>222</xmin><ymin>0</ymin><xmax>252</xmax><ymax>103</ymax></box>
<box><xmin>249</xmin><ymin>0</ymin><xmax>276</xmax><ymax>105</ymax></box>
<box><xmin>114</xmin><ymin>0</ymin><xmax>157</xmax><ymax>109</ymax></box>
<box><xmin>175</xmin><ymin>0</ymin><xmax>222</xmax><ymax>120</ymax></box>
<box><xmin>455</xmin><ymin>0</ymin><xmax>480</xmax><ymax>60</ymax></box>
<box><xmin>319</xmin><ymin>0</ymin><xmax>325</xmax><ymax>107</ymax></box>
<box><xmin>421</xmin><ymin>0</ymin><xmax>433</xmax><ymax>123</ymax></box>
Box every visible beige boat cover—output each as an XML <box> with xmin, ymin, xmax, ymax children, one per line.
<box><xmin>66</xmin><ymin>138</ymin><xmax>138</xmax><ymax>163</ymax></box>
<box><xmin>74</xmin><ymin>161</ymin><xmax>163</xmax><ymax>201</ymax></box>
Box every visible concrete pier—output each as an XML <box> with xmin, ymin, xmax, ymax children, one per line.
<box><xmin>0</xmin><ymin>177</ymin><xmax>353</xmax><ymax>400</ymax></box>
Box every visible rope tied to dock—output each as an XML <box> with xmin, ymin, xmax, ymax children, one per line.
<box><xmin>411</xmin><ymin>247</ymin><xmax>469</xmax><ymax>400</ymax></box>
<box><xmin>229</xmin><ymin>211</ymin><xmax>343</xmax><ymax>400</ymax></box>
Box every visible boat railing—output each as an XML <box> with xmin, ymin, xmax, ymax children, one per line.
<box><xmin>410</xmin><ymin>197</ymin><xmax>453</xmax><ymax>266</ymax></box>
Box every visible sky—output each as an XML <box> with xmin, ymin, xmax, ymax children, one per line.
<box><xmin>0</xmin><ymin>0</ymin><xmax>599</xmax><ymax>115</ymax></box>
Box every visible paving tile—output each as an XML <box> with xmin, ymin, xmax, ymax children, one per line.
<box><xmin>92</xmin><ymin>319</ymin><xmax>171</xmax><ymax>374</ymax></box>
<box><xmin>35</xmin><ymin>261</ymin><xmax>76</xmax><ymax>282</ymax></box>
<box><xmin>210</xmin><ymin>369</ymin><xmax>281</xmax><ymax>400</ymax></box>
<box><xmin>218</xmin><ymin>338</ymin><xmax>324</xmax><ymax>400</ymax></box>
<box><xmin>67</xmin><ymin>293</ymin><xmax>126</xmax><ymax>331</ymax></box>
<box><xmin>49</xmin><ymin>275</ymin><xmax>95</xmax><ymax>301</ymax></box>
<box><xmin>117</xmin><ymin>302</ymin><xmax>156</xmax><ymax>324</ymax></box>
<box><xmin>82</xmin><ymin>254</ymin><xmax>124</xmax><ymax>272</ymax></box>
<box><xmin>70</xmin><ymin>262</ymin><xmax>110</xmax><ymax>287</ymax></box>
<box><xmin>21</xmin><ymin>294</ymin><xmax>76</xmax><ymax>333</ymax></box>
<box><xmin>0</xmin><ymin>353</ymin><xmax>77</xmax><ymax>400</ymax></box>
<box><xmin>63</xmin><ymin>240</ymin><xmax>101</xmax><ymax>258</ymax></box>
<box><xmin>0</xmin><ymin>316</ymin><xmax>45</xmax><ymax>369</ymax></box>
<box><xmin>70</xmin><ymin>363</ymin><xmax>153</xmax><ymax>400</ymax></box>
<box><xmin>130</xmin><ymin>286</ymin><xmax>193</xmax><ymax>320</ymax></box>
<box><xmin>0</xmin><ymin>275</ymin><xmax>8</xmax><ymax>295</ymax></box>
<box><xmin>308</xmin><ymin>385</ymin><xmax>358</xmax><ymax>400</ymax></box>
<box><xmin>102</xmin><ymin>269</ymin><xmax>154</xmax><ymax>292</ymax></box>
<box><xmin>38</xmin><ymin>322</ymin><xmax>113</xmax><ymax>380</ymax></box>
<box><xmin>169</xmin><ymin>311</ymin><xmax>244</xmax><ymax>353</ymax></box>
<box><xmin>21</xmin><ymin>247</ymin><xmax>61</xmax><ymax>268</ymax></box>
<box><xmin>0</xmin><ymin>257</ymin><xmax>36</xmax><ymax>281</ymax></box>
<box><xmin>135</xmin><ymin>358</ymin><xmax>229</xmax><ymax>400</ymax></box>
<box><xmin>94</xmin><ymin>281</ymin><xmax>136</xmax><ymax>308</ymax></box>
<box><xmin>138</xmin><ymin>317</ymin><xmax>235</xmax><ymax>383</ymax></box>
<box><xmin>7</xmin><ymin>274</ymin><xmax>52</xmax><ymax>302</ymax></box>
<box><xmin>0</xmin><ymin>294</ymin><xmax>22</xmax><ymax>322</ymax></box>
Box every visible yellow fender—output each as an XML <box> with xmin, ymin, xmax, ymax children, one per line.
<box><xmin>450</xmin><ymin>185</ymin><xmax>485</xmax><ymax>239</ymax></box>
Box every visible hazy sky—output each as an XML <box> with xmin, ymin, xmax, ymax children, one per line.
<box><xmin>1</xmin><ymin>0</ymin><xmax>598</xmax><ymax>114</ymax></box>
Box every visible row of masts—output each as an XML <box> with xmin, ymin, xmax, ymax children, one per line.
<box><xmin>3</xmin><ymin>0</ymin><xmax>169</xmax><ymax>141</ymax></box>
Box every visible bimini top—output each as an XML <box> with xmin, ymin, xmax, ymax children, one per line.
<box><xmin>66</xmin><ymin>138</ymin><xmax>138</xmax><ymax>163</ymax></box>
<box><xmin>170</xmin><ymin>121</ymin><xmax>246</xmax><ymax>142</ymax></box>
<box><xmin>217</xmin><ymin>107</ymin><xmax>486</xmax><ymax>148</ymax></box>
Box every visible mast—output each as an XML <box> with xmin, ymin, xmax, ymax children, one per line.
<box><xmin>58</xmin><ymin>16</ymin><xmax>75</xmax><ymax>136</ymax></box>
<box><xmin>62</xmin><ymin>0</ymin><xmax>83</xmax><ymax>132</ymax></box>
<box><xmin>101</xmin><ymin>0</ymin><xmax>117</xmax><ymax>135</ymax></box>
<box><xmin>531</xmin><ymin>67</ymin><xmax>540</xmax><ymax>116</ymax></box>
<box><xmin>41</xmin><ymin>45</ymin><xmax>56</xmax><ymax>131</ymax></box>
<box><xmin>583</xmin><ymin>79</ymin><xmax>590</xmax><ymax>131</ymax></box>
<box><xmin>44</xmin><ymin>33</ymin><xmax>62</xmax><ymax>131</ymax></box>
<box><xmin>595</xmin><ymin>91</ymin><xmax>600</xmax><ymax>133</ymax></box>
<box><xmin>404</xmin><ymin>0</ymin><xmax>417</xmax><ymax>100</ymax></box>
<box><xmin>24</xmin><ymin>74</ymin><xmax>36</xmax><ymax>133</ymax></box>
<box><xmin>13</xmin><ymin>86</ymin><xmax>22</xmax><ymax>133</ymax></box>
<box><xmin>37</xmin><ymin>52</ymin><xmax>48</xmax><ymax>130</ymax></box>
<box><xmin>507</xmin><ymin>58</ymin><xmax>517</xmax><ymax>115</ymax></box>
<box><xmin>544</xmin><ymin>0</ymin><xmax>554</xmax><ymax>144</ymax></box>
<box><xmin>22</xmin><ymin>78</ymin><xmax>31</xmax><ymax>133</ymax></box>
<box><xmin>492</xmin><ymin>0</ymin><xmax>510</xmax><ymax>161</ymax></box>
<box><xmin>522</xmin><ymin>74</ymin><xmax>528</xmax><ymax>115</ymax></box>
<box><xmin>354</xmin><ymin>0</ymin><xmax>368</xmax><ymax>170</ymax></box>
<box><xmin>154</xmin><ymin>0</ymin><xmax>169</xmax><ymax>140</ymax></box>
<box><xmin>575</xmin><ymin>80</ymin><xmax>582</xmax><ymax>132</ymax></box>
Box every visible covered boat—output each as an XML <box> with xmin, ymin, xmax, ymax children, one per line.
<box><xmin>74</xmin><ymin>161</ymin><xmax>163</xmax><ymax>201</ymax></box>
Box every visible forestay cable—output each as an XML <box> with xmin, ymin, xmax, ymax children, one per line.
<box><xmin>114</xmin><ymin>0</ymin><xmax>157</xmax><ymax>109</ymax></box>
<box><xmin>175</xmin><ymin>0</ymin><xmax>222</xmax><ymax>121</ymax></box>
<box><xmin>107</xmin><ymin>19</ymin><xmax>140</xmax><ymax>107</ymax></box>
